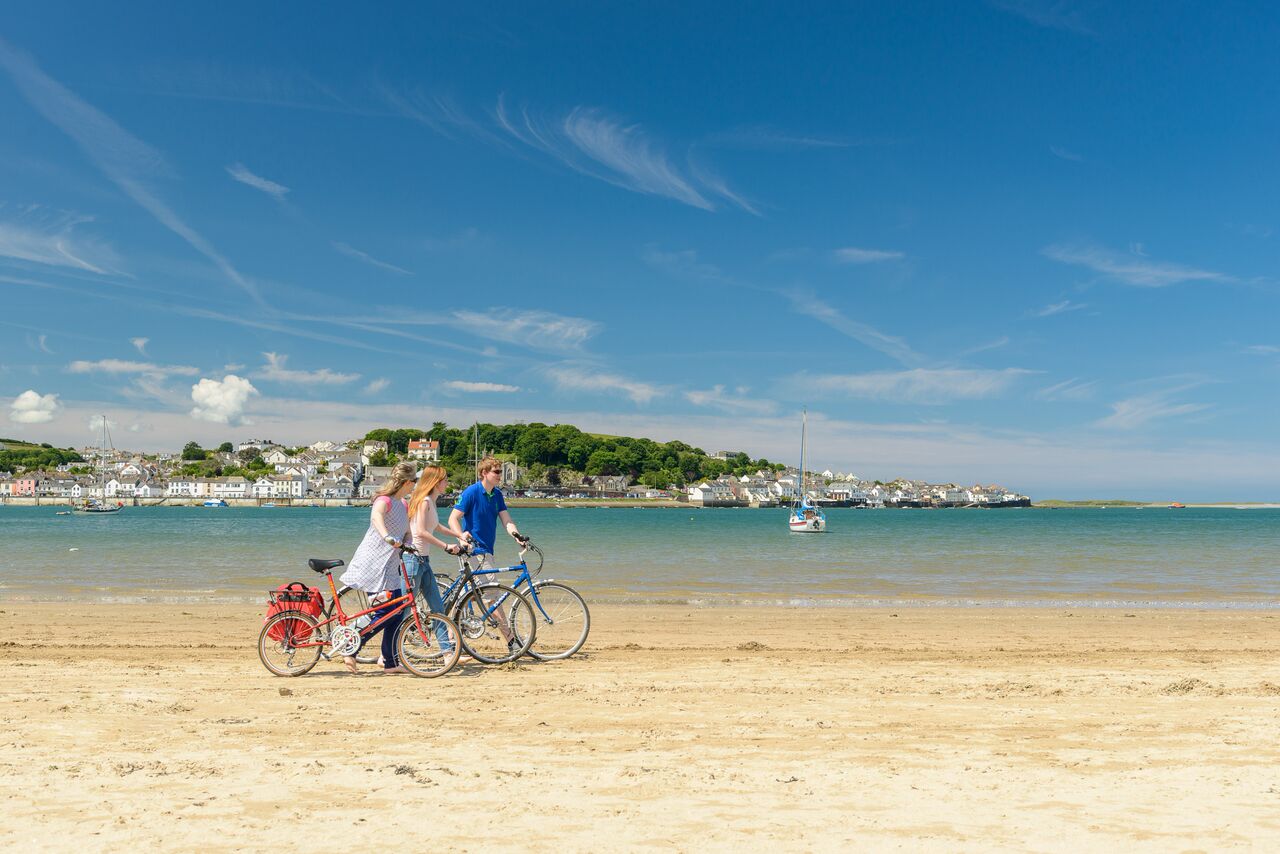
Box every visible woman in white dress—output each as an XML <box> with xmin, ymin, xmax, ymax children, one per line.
<box><xmin>339</xmin><ymin>460</ymin><xmax>417</xmax><ymax>674</ymax></box>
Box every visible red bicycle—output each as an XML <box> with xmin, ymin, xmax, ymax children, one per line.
<box><xmin>258</xmin><ymin>549</ymin><xmax>461</xmax><ymax>677</ymax></box>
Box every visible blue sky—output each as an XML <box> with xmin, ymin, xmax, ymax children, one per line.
<box><xmin>2</xmin><ymin>2</ymin><xmax>1278</xmax><ymax>499</ymax></box>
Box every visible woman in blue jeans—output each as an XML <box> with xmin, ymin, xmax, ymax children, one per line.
<box><xmin>405</xmin><ymin>465</ymin><xmax>465</xmax><ymax>649</ymax></box>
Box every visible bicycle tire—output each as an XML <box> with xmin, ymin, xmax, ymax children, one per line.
<box><xmin>258</xmin><ymin>610</ymin><xmax>322</xmax><ymax>676</ymax></box>
<box><xmin>396</xmin><ymin>612</ymin><xmax>462</xmax><ymax>677</ymax></box>
<box><xmin>521</xmin><ymin>580</ymin><xmax>590</xmax><ymax>661</ymax></box>
<box><xmin>452</xmin><ymin>583</ymin><xmax>536</xmax><ymax>664</ymax></box>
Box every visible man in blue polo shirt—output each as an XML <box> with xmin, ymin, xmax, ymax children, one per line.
<box><xmin>449</xmin><ymin>456</ymin><xmax>528</xmax><ymax>652</ymax></box>
<box><xmin>449</xmin><ymin>456</ymin><xmax>526</xmax><ymax>557</ymax></box>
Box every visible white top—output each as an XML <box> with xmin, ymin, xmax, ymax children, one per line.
<box><xmin>339</xmin><ymin>495</ymin><xmax>411</xmax><ymax>593</ymax></box>
<box><xmin>408</xmin><ymin>493</ymin><xmax>441</xmax><ymax>558</ymax></box>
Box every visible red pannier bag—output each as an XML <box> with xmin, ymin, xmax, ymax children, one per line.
<box><xmin>265</xmin><ymin>582</ymin><xmax>324</xmax><ymax>641</ymax></box>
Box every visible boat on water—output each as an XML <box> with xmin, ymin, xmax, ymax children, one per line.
<box><xmin>203</xmin><ymin>499</ymin><xmax>228</xmax><ymax>507</ymax></box>
<box><xmin>73</xmin><ymin>415</ymin><xmax>123</xmax><ymax>514</ymax></box>
<box><xmin>788</xmin><ymin>408</ymin><xmax>826</xmax><ymax>533</ymax></box>
<box><xmin>261</xmin><ymin>502</ymin><xmax>277</xmax><ymax>508</ymax></box>
<box><xmin>1169</xmin><ymin>502</ymin><xmax>1187</xmax><ymax>509</ymax></box>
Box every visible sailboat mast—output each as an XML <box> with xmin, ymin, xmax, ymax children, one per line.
<box><xmin>800</xmin><ymin>408</ymin><xmax>807</xmax><ymax>505</ymax></box>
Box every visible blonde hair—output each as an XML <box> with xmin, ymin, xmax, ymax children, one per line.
<box><xmin>477</xmin><ymin>455</ymin><xmax>501</xmax><ymax>477</ymax></box>
<box><xmin>408</xmin><ymin>465</ymin><xmax>447</xmax><ymax>517</ymax></box>
<box><xmin>376</xmin><ymin>461</ymin><xmax>419</xmax><ymax>498</ymax></box>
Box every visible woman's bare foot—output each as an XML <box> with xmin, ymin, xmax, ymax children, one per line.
<box><xmin>343</xmin><ymin>656</ymin><xmax>360</xmax><ymax>674</ymax></box>
<box><xmin>382</xmin><ymin>665</ymin><xmax>410</xmax><ymax>675</ymax></box>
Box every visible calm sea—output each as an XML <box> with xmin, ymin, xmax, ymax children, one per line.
<box><xmin>1</xmin><ymin>505</ymin><xmax>1278</xmax><ymax>607</ymax></box>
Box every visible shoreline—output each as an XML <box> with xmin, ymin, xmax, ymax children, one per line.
<box><xmin>5</xmin><ymin>602</ymin><xmax>1280</xmax><ymax>848</ymax></box>
<box><xmin>5</xmin><ymin>496</ymin><xmax>1279</xmax><ymax>509</ymax></box>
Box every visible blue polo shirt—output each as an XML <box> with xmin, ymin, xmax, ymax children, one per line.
<box><xmin>454</xmin><ymin>482</ymin><xmax>507</xmax><ymax>555</ymax></box>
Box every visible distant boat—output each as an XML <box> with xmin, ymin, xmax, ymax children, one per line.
<box><xmin>789</xmin><ymin>408</ymin><xmax>826</xmax><ymax>533</ymax></box>
<box><xmin>55</xmin><ymin>510</ymin><xmax>72</xmax><ymax>516</ymax></box>
<box><xmin>261</xmin><ymin>502</ymin><xmax>277</xmax><ymax>508</ymax></box>
<box><xmin>74</xmin><ymin>415</ymin><xmax>123</xmax><ymax>514</ymax></box>
<box><xmin>203</xmin><ymin>499</ymin><xmax>228</xmax><ymax>507</ymax></box>
<box><xmin>1169</xmin><ymin>502</ymin><xmax>1187</xmax><ymax>509</ymax></box>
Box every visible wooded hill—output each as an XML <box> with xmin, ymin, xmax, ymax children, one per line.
<box><xmin>365</xmin><ymin>423</ymin><xmax>784</xmax><ymax>488</ymax></box>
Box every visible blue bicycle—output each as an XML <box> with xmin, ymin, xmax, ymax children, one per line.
<box><xmin>442</xmin><ymin>540</ymin><xmax>590</xmax><ymax>661</ymax></box>
<box><xmin>426</xmin><ymin>545</ymin><xmax>537</xmax><ymax>665</ymax></box>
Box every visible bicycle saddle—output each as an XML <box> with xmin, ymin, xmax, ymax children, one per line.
<box><xmin>308</xmin><ymin>558</ymin><xmax>345</xmax><ymax>573</ymax></box>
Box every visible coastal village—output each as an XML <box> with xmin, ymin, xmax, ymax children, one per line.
<box><xmin>0</xmin><ymin>435</ymin><xmax>1030</xmax><ymax>509</ymax></box>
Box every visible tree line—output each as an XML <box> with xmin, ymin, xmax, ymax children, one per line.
<box><xmin>365</xmin><ymin>423</ymin><xmax>784</xmax><ymax>488</ymax></box>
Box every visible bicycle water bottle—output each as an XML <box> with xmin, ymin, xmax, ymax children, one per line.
<box><xmin>353</xmin><ymin>613</ymin><xmax>372</xmax><ymax>629</ymax></box>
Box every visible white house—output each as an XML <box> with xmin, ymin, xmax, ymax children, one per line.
<box><xmin>688</xmin><ymin>481</ymin><xmax>736</xmax><ymax>506</ymax></box>
<box><xmin>406</xmin><ymin>439</ymin><xmax>440</xmax><ymax>462</ymax></box>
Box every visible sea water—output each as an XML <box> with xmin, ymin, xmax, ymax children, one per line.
<box><xmin>1</xmin><ymin>505</ymin><xmax>1278</xmax><ymax>607</ymax></box>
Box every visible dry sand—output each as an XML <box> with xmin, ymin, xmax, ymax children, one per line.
<box><xmin>3</xmin><ymin>603</ymin><xmax>1280</xmax><ymax>851</ymax></box>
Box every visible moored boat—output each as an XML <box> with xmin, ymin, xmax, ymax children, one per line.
<box><xmin>788</xmin><ymin>408</ymin><xmax>826</xmax><ymax>533</ymax></box>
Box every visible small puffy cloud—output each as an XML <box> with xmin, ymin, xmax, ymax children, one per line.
<box><xmin>444</xmin><ymin>380</ymin><xmax>521</xmax><ymax>393</ymax></box>
<box><xmin>832</xmin><ymin>247</ymin><xmax>904</xmax><ymax>264</ymax></box>
<box><xmin>190</xmin><ymin>375</ymin><xmax>258</xmax><ymax>425</ymax></box>
<box><xmin>363</xmin><ymin>378</ymin><xmax>390</xmax><ymax>395</ymax></box>
<box><xmin>130</xmin><ymin>337</ymin><xmax>149</xmax><ymax>355</ymax></box>
<box><xmin>9</xmin><ymin>389</ymin><xmax>61</xmax><ymax>424</ymax></box>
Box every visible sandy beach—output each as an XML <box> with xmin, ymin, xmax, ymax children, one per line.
<box><xmin>3</xmin><ymin>603</ymin><xmax>1280</xmax><ymax>851</ymax></box>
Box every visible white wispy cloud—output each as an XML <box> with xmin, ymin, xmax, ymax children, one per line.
<box><xmin>1043</xmin><ymin>245</ymin><xmax>1229</xmax><ymax>287</ymax></box>
<box><xmin>363</xmin><ymin>378</ymin><xmax>389</xmax><ymax>395</ymax></box>
<box><xmin>257</xmin><ymin>352</ymin><xmax>360</xmax><ymax>385</ymax></box>
<box><xmin>990</xmin><ymin>1</ymin><xmax>1097</xmax><ymax>36</ymax></box>
<box><xmin>684</xmin><ymin>385</ymin><xmax>777</xmax><ymax>416</ymax></box>
<box><xmin>0</xmin><ymin>37</ymin><xmax>261</xmax><ymax>303</ymax></box>
<box><xmin>332</xmin><ymin>241</ymin><xmax>411</xmax><ymax>275</ymax></box>
<box><xmin>807</xmin><ymin>368</ymin><xmax>1033</xmax><ymax>404</ymax></box>
<box><xmin>1035</xmin><ymin>299</ymin><xmax>1087</xmax><ymax>317</ymax></box>
<box><xmin>190</xmin><ymin>375</ymin><xmax>257</xmax><ymax>425</ymax></box>
<box><xmin>832</xmin><ymin>247</ymin><xmax>905</xmax><ymax>264</ymax></box>
<box><xmin>1242</xmin><ymin>344</ymin><xmax>1279</xmax><ymax>356</ymax></box>
<box><xmin>546</xmin><ymin>364</ymin><xmax>663</xmax><ymax>404</ymax></box>
<box><xmin>226</xmin><ymin>162</ymin><xmax>290</xmax><ymax>200</ymax></box>
<box><xmin>1035</xmin><ymin>377</ymin><xmax>1096</xmax><ymax>401</ymax></box>
<box><xmin>704</xmin><ymin>125</ymin><xmax>855</xmax><ymax>150</ymax></box>
<box><xmin>68</xmin><ymin>358</ymin><xmax>199</xmax><ymax>378</ymax></box>
<box><xmin>444</xmin><ymin>380</ymin><xmax>521</xmax><ymax>393</ymax></box>
<box><xmin>37</xmin><ymin>334</ymin><xmax>53</xmax><ymax>354</ymax></box>
<box><xmin>1096</xmin><ymin>386</ymin><xmax>1210</xmax><ymax>429</ymax></box>
<box><xmin>496</xmin><ymin>98</ymin><xmax>753</xmax><ymax>213</ymax></box>
<box><xmin>445</xmin><ymin>308</ymin><xmax>599</xmax><ymax>353</ymax></box>
<box><xmin>8</xmin><ymin>388</ymin><xmax>61</xmax><ymax>424</ymax></box>
<box><xmin>0</xmin><ymin>209</ymin><xmax>118</xmax><ymax>274</ymax></box>
<box><xmin>788</xmin><ymin>291</ymin><xmax>925</xmax><ymax>366</ymax></box>
<box><xmin>130</xmin><ymin>337</ymin><xmax>149</xmax><ymax>355</ymax></box>
<box><xmin>1050</xmin><ymin>145</ymin><xmax>1083</xmax><ymax>162</ymax></box>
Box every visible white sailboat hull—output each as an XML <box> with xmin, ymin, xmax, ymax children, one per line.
<box><xmin>789</xmin><ymin>514</ymin><xmax>826</xmax><ymax>532</ymax></box>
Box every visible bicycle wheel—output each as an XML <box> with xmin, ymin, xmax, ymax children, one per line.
<box><xmin>452</xmin><ymin>583</ymin><xmax>536</xmax><ymax>664</ymax></box>
<box><xmin>258</xmin><ymin>610</ymin><xmax>322</xmax><ymax>676</ymax></box>
<box><xmin>396</xmin><ymin>612</ymin><xmax>462</xmax><ymax>677</ymax></box>
<box><xmin>520</xmin><ymin>581</ymin><xmax>590</xmax><ymax>661</ymax></box>
<box><xmin>330</xmin><ymin>586</ymin><xmax>379</xmax><ymax>664</ymax></box>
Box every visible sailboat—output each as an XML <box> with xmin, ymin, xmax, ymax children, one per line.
<box><xmin>74</xmin><ymin>415</ymin><xmax>123</xmax><ymax>514</ymax></box>
<box><xmin>788</xmin><ymin>408</ymin><xmax>826</xmax><ymax>533</ymax></box>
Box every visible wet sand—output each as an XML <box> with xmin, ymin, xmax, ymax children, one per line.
<box><xmin>3</xmin><ymin>604</ymin><xmax>1280</xmax><ymax>851</ymax></box>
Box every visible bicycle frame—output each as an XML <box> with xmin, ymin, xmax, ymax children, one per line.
<box><xmin>298</xmin><ymin>556</ymin><xmax>431</xmax><ymax>653</ymax></box>
<box><xmin>452</xmin><ymin>551</ymin><xmax>558</xmax><ymax>623</ymax></box>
